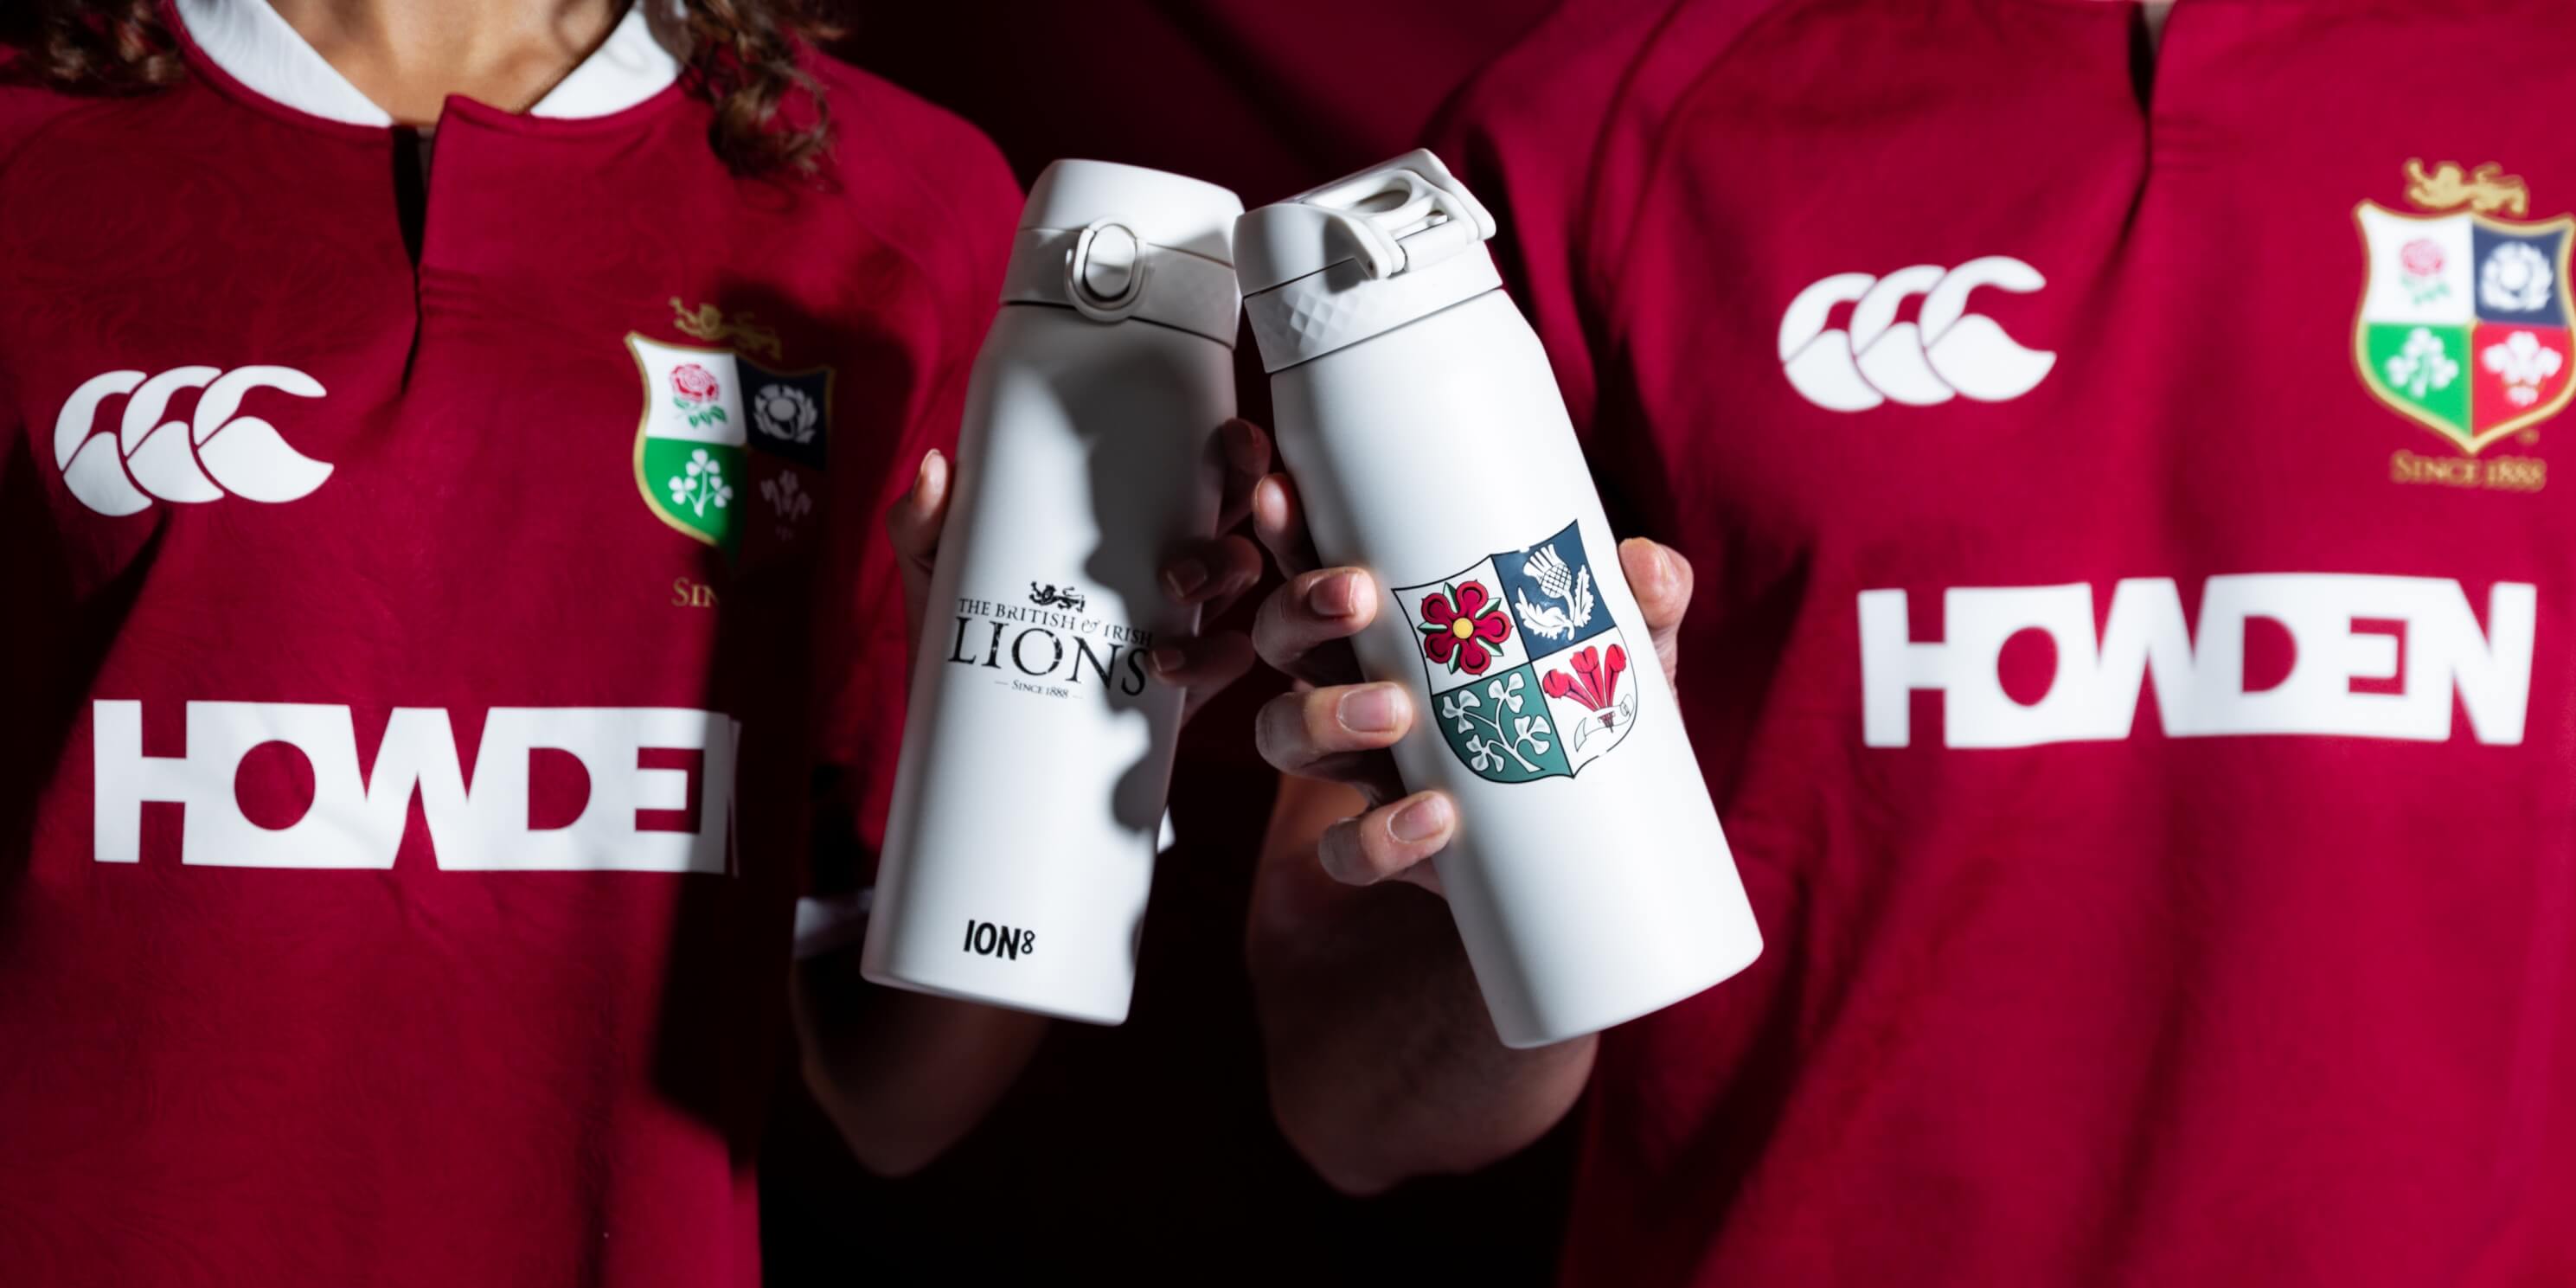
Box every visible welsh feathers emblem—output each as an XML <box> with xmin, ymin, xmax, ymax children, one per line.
<box><xmin>2355</xmin><ymin>160</ymin><xmax>2574</xmax><ymax>454</ymax></box>
<box><xmin>629</xmin><ymin>314</ymin><xmax>832</xmax><ymax>556</ymax></box>
<box><xmin>1394</xmin><ymin>522</ymin><xmax>1639</xmax><ymax>785</ymax></box>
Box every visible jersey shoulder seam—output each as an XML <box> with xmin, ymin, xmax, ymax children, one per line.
<box><xmin>1587</xmin><ymin>0</ymin><xmax>1815</xmax><ymax>313</ymax></box>
<box><xmin>801</xmin><ymin>57</ymin><xmax>1012</xmax><ymax>406</ymax></box>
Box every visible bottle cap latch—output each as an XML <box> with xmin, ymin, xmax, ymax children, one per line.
<box><xmin>1234</xmin><ymin>150</ymin><xmax>1507</xmax><ymax>372</ymax></box>
<box><xmin>1067</xmin><ymin>221</ymin><xmax>1150</xmax><ymax>321</ymax></box>
<box><xmin>1231</xmin><ymin>149</ymin><xmax>1499</xmax><ymax>300</ymax></box>
<box><xmin>1302</xmin><ymin>160</ymin><xmax>1497</xmax><ymax>282</ymax></box>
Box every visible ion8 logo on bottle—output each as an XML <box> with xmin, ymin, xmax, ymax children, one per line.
<box><xmin>964</xmin><ymin>920</ymin><xmax>1036</xmax><ymax>960</ymax></box>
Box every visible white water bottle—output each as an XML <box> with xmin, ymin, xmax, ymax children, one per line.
<box><xmin>1235</xmin><ymin>151</ymin><xmax>1760</xmax><ymax>1048</ymax></box>
<box><xmin>862</xmin><ymin>161</ymin><xmax>1242</xmax><ymax>1024</ymax></box>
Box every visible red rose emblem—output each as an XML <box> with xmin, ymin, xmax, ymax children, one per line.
<box><xmin>2400</xmin><ymin>238</ymin><xmax>2445</xmax><ymax>279</ymax></box>
<box><xmin>1416</xmin><ymin>580</ymin><xmax>1512</xmax><ymax>675</ymax></box>
<box><xmin>671</xmin><ymin>362</ymin><xmax>721</xmax><ymax>405</ymax></box>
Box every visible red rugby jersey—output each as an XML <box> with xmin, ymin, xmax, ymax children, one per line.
<box><xmin>1442</xmin><ymin>1</ymin><xmax>2576</xmax><ymax>1283</ymax></box>
<box><xmin>0</xmin><ymin>3</ymin><xmax>1017</xmax><ymax>1283</ymax></box>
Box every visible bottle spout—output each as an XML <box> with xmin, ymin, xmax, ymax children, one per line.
<box><xmin>1234</xmin><ymin>148</ymin><xmax>1497</xmax><ymax>295</ymax></box>
<box><xmin>1300</xmin><ymin>151</ymin><xmax>1497</xmax><ymax>279</ymax></box>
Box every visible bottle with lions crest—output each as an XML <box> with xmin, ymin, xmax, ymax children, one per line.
<box><xmin>1234</xmin><ymin>151</ymin><xmax>1761</xmax><ymax>1047</ymax></box>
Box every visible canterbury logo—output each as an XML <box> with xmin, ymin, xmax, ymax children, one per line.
<box><xmin>1778</xmin><ymin>256</ymin><xmax>2056</xmax><ymax>411</ymax></box>
<box><xmin>54</xmin><ymin>366</ymin><xmax>334</xmax><ymax>516</ymax></box>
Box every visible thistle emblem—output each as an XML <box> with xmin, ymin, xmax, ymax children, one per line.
<box><xmin>1512</xmin><ymin>541</ymin><xmax>1595</xmax><ymax>641</ymax></box>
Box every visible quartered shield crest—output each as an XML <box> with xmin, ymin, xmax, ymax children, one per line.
<box><xmin>628</xmin><ymin>334</ymin><xmax>833</xmax><ymax>558</ymax></box>
<box><xmin>1393</xmin><ymin>521</ymin><xmax>1639</xmax><ymax>785</ymax></box>
<box><xmin>2355</xmin><ymin>201</ymin><xmax>2576</xmax><ymax>454</ymax></box>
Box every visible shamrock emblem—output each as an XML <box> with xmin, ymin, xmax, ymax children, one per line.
<box><xmin>2386</xmin><ymin>326</ymin><xmax>2461</xmax><ymax>400</ymax></box>
<box><xmin>667</xmin><ymin>448</ymin><xmax>734</xmax><ymax>517</ymax></box>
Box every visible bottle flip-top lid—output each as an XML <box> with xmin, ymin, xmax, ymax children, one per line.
<box><xmin>1000</xmin><ymin>159</ymin><xmax>1245</xmax><ymax>346</ymax></box>
<box><xmin>1231</xmin><ymin>149</ymin><xmax>1506</xmax><ymax>371</ymax></box>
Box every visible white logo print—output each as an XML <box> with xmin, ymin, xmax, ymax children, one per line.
<box><xmin>2481</xmin><ymin>240</ymin><xmax>2554</xmax><ymax>314</ymax></box>
<box><xmin>2386</xmin><ymin>326</ymin><xmax>2462</xmax><ymax>399</ymax></box>
<box><xmin>666</xmin><ymin>446</ymin><xmax>734</xmax><ymax>517</ymax></box>
<box><xmin>93</xmin><ymin>702</ymin><xmax>740</xmax><ymax>872</ymax></box>
<box><xmin>2482</xmin><ymin>330</ymin><xmax>2564</xmax><ymax>407</ymax></box>
<box><xmin>54</xmin><ymin>367</ymin><xmax>333</xmax><ymax>516</ymax></box>
<box><xmin>1778</xmin><ymin>256</ymin><xmax>2057</xmax><ymax>411</ymax></box>
<box><xmin>1859</xmin><ymin>574</ymin><xmax>2534</xmax><ymax>749</ymax></box>
<box><xmin>752</xmin><ymin>381</ymin><xmax>819</xmax><ymax>444</ymax></box>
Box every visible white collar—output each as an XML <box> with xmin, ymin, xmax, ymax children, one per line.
<box><xmin>173</xmin><ymin>0</ymin><xmax>682</xmax><ymax>126</ymax></box>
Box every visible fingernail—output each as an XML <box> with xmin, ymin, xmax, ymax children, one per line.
<box><xmin>1149</xmin><ymin>645</ymin><xmax>1186</xmax><ymax>676</ymax></box>
<box><xmin>1389</xmin><ymin>794</ymin><xmax>1451</xmax><ymax>844</ymax></box>
<box><xmin>1337</xmin><ymin>683</ymin><xmax>1402</xmax><ymax>734</ymax></box>
<box><xmin>1309</xmin><ymin>570</ymin><xmax>1364</xmax><ymax>618</ymax></box>
<box><xmin>1253</xmin><ymin>477</ymin><xmax>1289</xmax><ymax>527</ymax></box>
<box><xmin>1162</xmin><ymin>557</ymin><xmax>1210</xmax><ymax>599</ymax></box>
<box><xmin>1222</xmin><ymin>419</ymin><xmax>1262</xmax><ymax>465</ymax></box>
<box><xmin>1625</xmin><ymin>540</ymin><xmax>1672</xmax><ymax>595</ymax></box>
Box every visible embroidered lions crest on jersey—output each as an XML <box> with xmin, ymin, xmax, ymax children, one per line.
<box><xmin>2355</xmin><ymin>161</ymin><xmax>2575</xmax><ymax>455</ymax></box>
<box><xmin>629</xmin><ymin>301</ymin><xmax>833</xmax><ymax>557</ymax></box>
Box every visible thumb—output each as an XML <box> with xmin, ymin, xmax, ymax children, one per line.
<box><xmin>887</xmin><ymin>450</ymin><xmax>951</xmax><ymax>652</ymax></box>
<box><xmin>1618</xmin><ymin>537</ymin><xmax>1693</xmax><ymax>691</ymax></box>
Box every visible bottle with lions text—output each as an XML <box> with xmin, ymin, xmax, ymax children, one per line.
<box><xmin>862</xmin><ymin>161</ymin><xmax>1242</xmax><ymax>1023</ymax></box>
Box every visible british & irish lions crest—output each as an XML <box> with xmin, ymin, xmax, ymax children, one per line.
<box><xmin>2358</xmin><ymin>161</ymin><xmax>2566</xmax><ymax>490</ymax></box>
<box><xmin>1394</xmin><ymin>522</ymin><xmax>1640</xmax><ymax>785</ymax></box>
<box><xmin>629</xmin><ymin>299</ymin><xmax>836</xmax><ymax>559</ymax></box>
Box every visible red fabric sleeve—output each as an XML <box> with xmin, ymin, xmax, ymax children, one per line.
<box><xmin>804</xmin><ymin>68</ymin><xmax>1023</xmax><ymax>893</ymax></box>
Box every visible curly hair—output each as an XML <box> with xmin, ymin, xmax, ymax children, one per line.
<box><xmin>3</xmin><ymin>0</ymin><xmax>844</xmax><ymax>176</ymax></box>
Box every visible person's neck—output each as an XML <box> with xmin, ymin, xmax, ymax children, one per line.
<box><xmin>266</xmin><ymin>0</ymin><xmax>626</xmax><ymax>126</ymax></box>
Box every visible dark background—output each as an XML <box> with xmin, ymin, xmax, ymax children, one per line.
<box><xmin>759</xmin><ymin>3</ymin><xmax>1574</xmax><ymax>1283</ymax></box>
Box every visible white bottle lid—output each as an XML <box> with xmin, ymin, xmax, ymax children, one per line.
<box><xmin>1233</xmin><ymin>149</ymin><xmax>1506</xmax><ymax>371</ymax></box>
<box><xmin>1001</xmin><ymin>159</ymin><xmax>1246</xmax><ymax>345</ymax></box>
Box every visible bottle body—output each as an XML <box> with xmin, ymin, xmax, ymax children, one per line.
<box><xmin>862</xmin><ymin>303</ymin><xmax>1230</xmax><ymax>1023</ymax></box>
<box><xmin>1267</xmin><ymin>286</ymin><xmax>1761</xmax><ymax>1048</ymax></box>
